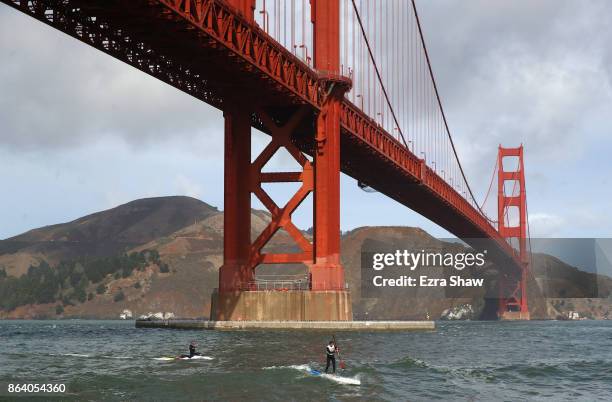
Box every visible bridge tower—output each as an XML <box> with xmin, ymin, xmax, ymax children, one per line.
<box><xmin>497</xmin><ymin>145</ymin><xmax>530</xmax><ymax>320</ymax></box>
<box><xmin>212</xmin><ymin>0</ymin><xmax>352</xmax><ymax>321</ymax></box>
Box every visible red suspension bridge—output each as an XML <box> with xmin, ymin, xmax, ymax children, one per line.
<box><xmin>1</xmin><ymin>0</ymin><xmax>531</xmax><ymax>320</ymax></box>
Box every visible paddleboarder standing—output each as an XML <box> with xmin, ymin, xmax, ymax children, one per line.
<box><xmin>325</xmin><ymin>340</ymin><xmax>338</xmax><ymax>373</ymax></box>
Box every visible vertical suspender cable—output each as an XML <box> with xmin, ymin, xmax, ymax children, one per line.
<box><xmin>411</xmin><ymin>0</ymin><xmax>487</xmax><ymax>217</ymax></box>
<box><xmin>350</xmin><ymin>0</ymin><xmax>408</xmax><ymax>147</ymax></box>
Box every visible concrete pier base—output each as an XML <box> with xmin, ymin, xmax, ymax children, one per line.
<box><xmin>500</xmin><ymin>311</ymin><xmax>531</xmax><ymax>320</ymax></box>
<box><xmin>135</xmin><ymin>319</ymin><xmax>435</xmax><ymax>331</ymax></box>
<box><xmin>210</xmin><ymin>290</ymin><xmax>353</xmax><ymax>321</ymax></box>
<box><xmin>135</xmin><ymin>290</ymin><xmax>435</xmax><ymax>331</ymax></box>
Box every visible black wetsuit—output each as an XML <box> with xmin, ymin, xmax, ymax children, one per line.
<box><xmin>180</xmin><ymin>345</ymin><xmax>199</xmax><ymax>359</ymax></box>
<box><xmin>325</xmin><ymin>344</ymin><xmax>336</xmax><ymax>373</ymax></box>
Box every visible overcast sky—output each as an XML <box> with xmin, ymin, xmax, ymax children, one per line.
<box><xmin>1</xmin><ymin>1</ymin><xmax>611</xmax><ymax>240</ymax></box>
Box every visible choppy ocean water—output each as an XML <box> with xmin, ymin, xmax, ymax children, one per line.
<box><xmin>1</xmin><ymin>320</ymin><xmax>611</xmax><ymax>401</ymax></box>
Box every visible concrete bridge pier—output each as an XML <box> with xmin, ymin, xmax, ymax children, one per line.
<box><xmin>210</xmin><ymin>290</ymin><xmax>352</xmax><ymax>321</ymax></box>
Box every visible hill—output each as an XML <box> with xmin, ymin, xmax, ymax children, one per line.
<box><xmin>1</xmin><ymin>196</ymin><xmax>611</xmax><ymax>320</ymax></box>
<box><xmin>0</xmin><ymin>196</ymin><xmax>219</xmax><ymax>277</ymax></box>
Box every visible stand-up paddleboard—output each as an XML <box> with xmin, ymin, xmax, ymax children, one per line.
<box><xmin>305</xmin><ymin>367</ymin><xmax>361</xmax><ymax>386</ymax></box>
<box><xmin>155</xmin><ymin>355</ymin><xmax>213</xmax><ymax>361</ymax></box>
<box><xmin>263</xmin><ymin>365</ymin><xmax>361</xmax><ymax>386</ymax></box>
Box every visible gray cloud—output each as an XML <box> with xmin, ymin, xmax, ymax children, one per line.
<box><xmin>414</xmin><ymin>1</ymin><xmax>612</xmax><ymax>236</ymax></box>
<box><xmin>1</xmin><ymin>1</ymin><xmax>611</xmax><ymax>238</ymax></box>
<box><xmin>0</xmin><ymin>6</ymin><xmax>222</xmax><ymax>152</ymax></box>
<box><xmin>418</xmin><ymin>0</ymin><xmax>612</xmax><ymax>168</ymax></box>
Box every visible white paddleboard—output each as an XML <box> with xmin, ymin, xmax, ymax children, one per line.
<box><xmin>301</xmin><ymin>366</ymin><xmax>361</xmax><ymax>386</ymax></box>
<box><xmin>309</xmin><ymin>369</ymin><xmax>361</xmax><ymax>385</ymax></box>
<box><xmin>263</xmin><ymin>365</ymin><xmax>361</xmax><ymax>386</ymax></box>
<box><xmin>155</xmin><ymin>355</ymin><xmax>213</xmax><ymax>361</ymax></box>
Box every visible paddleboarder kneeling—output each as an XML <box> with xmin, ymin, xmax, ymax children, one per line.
<box><xmin>325</xmin><ymin>340</ymin><xmax>338</xmax><ymax>373</ymax></box>
<box><xmin>179</xmin><ymin>341</ymin><xmax>201</xmax><ymax>359</ymax></box>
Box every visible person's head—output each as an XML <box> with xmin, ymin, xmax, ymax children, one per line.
<box><xmin>329</xmin><ymin>340</ymin><xmax>334</xmax><ymax>345</ymax></box>
<box><xmin>190</xmin><ymin>341</ymin><xmax>196</xmax><ymax>346</ymax></box>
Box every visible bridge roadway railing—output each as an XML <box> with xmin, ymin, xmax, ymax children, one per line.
<box><xmin>217</xmin><ymin>279</ymin><xmax>349</xmax><ymax>292</ymax></box>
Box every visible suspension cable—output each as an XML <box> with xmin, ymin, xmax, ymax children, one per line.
<box><xmin>480</xmin><ymin>156</ymin><xmax>498</xmax><ymax>214</ymax></box>
<box><xmin>410</xmin><ymin>0</ymin><xmax>491</xmax><ymax>220</ymax></box>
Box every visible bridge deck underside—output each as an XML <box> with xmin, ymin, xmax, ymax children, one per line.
<box><xmin>2</xmin><ymin>0</ymin><xmax>520</xmax><ymax>273</ymax></box>
<box><xmin>339</xmin><ymin>122</ymin><xmax>516</xmax><ymax>268</ymax></box>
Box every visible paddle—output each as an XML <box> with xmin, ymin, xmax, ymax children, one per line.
<box><xmin>333</xmin><ymin>335</ymin><xmax>346</xmax><ymax>370</ymax></box>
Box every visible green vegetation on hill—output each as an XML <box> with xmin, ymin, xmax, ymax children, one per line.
<box><xmin>0</xmin><ymin>250</ymin><xmax>161</xmax><ymax>311</ymax></box>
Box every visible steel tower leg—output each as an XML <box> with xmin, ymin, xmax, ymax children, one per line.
<box><xmin>219</xmin><ymin>0</ymin><xmax>257</xmax><ymax>295</ymax></box>
<box><xmin>310</xmin><ymin>96</ymin><xmax>344</xmax><ymax>290</ymax></box>
<box><xmin>219</xmin><ymin>105</ymin><xmax>253</xmax><ymax>292</ymax></box>
<box><xmin>310</xmin><ymin>0</ymin><xmax>346</xmax><ymax>291</ymax></box>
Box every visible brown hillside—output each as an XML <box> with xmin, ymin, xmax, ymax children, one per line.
<box><xmin>0</xmin><ymin>196</ymin><xmax>218</xmax><ymax>276</ymax></box>
<box><xmin>2</xmin><ymin>196</ymin><xmax>612</xmax><ymax>320</ymax></box>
